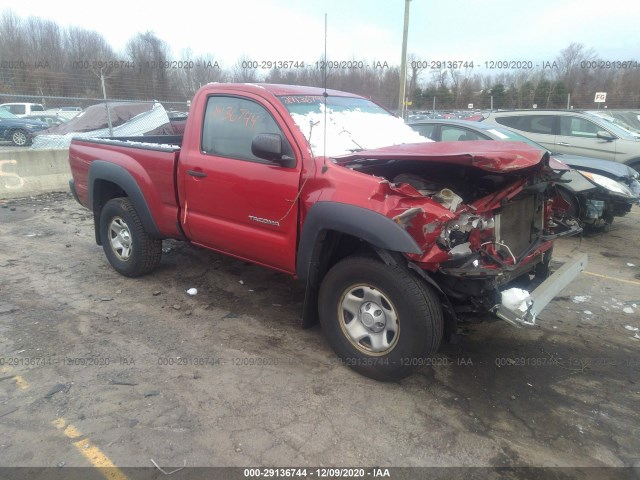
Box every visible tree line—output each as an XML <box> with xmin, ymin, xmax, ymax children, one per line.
<box><xmin>1</xmin><ymin>10</ymin><xmax>639</xmax><ymax>111</ymax></box>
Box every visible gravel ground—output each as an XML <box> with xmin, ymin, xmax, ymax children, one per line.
<box><xmin>0</xmin><ymin>192</ymin><xmax>639</xmax><ymax>475</ymax></box>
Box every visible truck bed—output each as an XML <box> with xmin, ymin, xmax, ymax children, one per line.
<box><xmin>69</xmin><ymin>136</ymin><xmax>183</xmax><ymax>239</ymax></box>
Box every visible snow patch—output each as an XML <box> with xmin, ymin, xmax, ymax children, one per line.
<box><xmin>572</xmin><ymin>295</ymin><xmax>591</xmax><ymax>304</ymax></box>
<box><xmin>501</xmin><ymin>288</ymin><xmax>532</xmax><ymax>313</ymax></box>
<box><xmin>289</xmin><ymin>107</ymin><xmax>430</xmax><ymax>158</ymax></box>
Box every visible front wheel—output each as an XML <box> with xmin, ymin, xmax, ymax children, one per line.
<box><xmin>99</xmin><ymin>197</ymin><xmax>162</xmax><ymax>277</ymax></box>
<box><xmin>11</xmin><ymin>129</ymin><xmax>30</xmax><ymax>147</ymax></box>
<box><xmin>318</xmin><ymin>256</ymin><xmax>443</xmax><ymax>381</ymax></box>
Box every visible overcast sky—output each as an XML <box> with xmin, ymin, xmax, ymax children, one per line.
<box><xmin>7</xmin><ymin>0</ymin><xmax>640</xmax><ymax>68</ymax></box>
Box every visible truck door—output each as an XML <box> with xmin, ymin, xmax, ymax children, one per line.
<box><xmin>179</xmin><ymin>94</ymin><xmax>302</xmax><ymax>274</ymax></box>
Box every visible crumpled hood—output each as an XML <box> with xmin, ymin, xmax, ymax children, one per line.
<box><xmin>334</xmin><ymin>140</ymin><xmax>549</xmax><ymax>173</ymax></box>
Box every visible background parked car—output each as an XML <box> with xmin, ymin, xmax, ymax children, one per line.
<box><xmin>585</xmin><ymin>111</ymin><xmax>640</xmax><ymax>138</ymax></box>
<box><xmin>408</xmin><ymin>119</ymin><xmax>640</xmax><ymax>192</ymax></box>
<box><xmin>0</xmin><ymin>108</ymin><xmax>50</xmax><ymax>146</ymax></box>
<box><xmin>479</xmin><ymin>110</ymin><xmax>640</xmax><ymax>170</ymax></box>
<box><xmin>409</xmin><ymin>119</ymin><xmax>639</xmax><ymax>227</ymax></box>
<box><xmin>0</xmin><ymin>102</ymin><xmax>45</xmax><ymax>117</ymax></box>
<box><xmin>22</xmin><ymin>113</ymin><xmax>67</xmax><ymax>128</ymax></box>
<box><xmin>41</xmin><ymin>109</ymin><xmax>81</xmax><ymax>121</ymax></box>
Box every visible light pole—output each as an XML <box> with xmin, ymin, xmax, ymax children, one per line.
<box><xmin>398</xmin><ymin>0</ymin><xmax>411</xmax><ymax>118</ymax></box>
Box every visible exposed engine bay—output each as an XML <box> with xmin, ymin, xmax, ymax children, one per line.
<box><xmin>345</xmin><ymin>158</ymin><xmax>582</xmax><ymax>322</ymax></box>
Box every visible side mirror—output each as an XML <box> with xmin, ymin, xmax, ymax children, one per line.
<box><xmin>597</xmin><ymin>131</ymin><xmax>615</xmax><ymax>141</ymax></box>
<box><xmin>251</xmin><ymin>133</ymin><xmax>295</xmax><ymax>167</ymax></box>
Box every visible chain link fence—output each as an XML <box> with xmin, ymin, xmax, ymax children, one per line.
<box><xmin>1</xmin><ymin>88</ymin><xmax>639</xmax><ymax>149</ymax></box>
<box><xmin>0</xmin><ymin>93</ymin><xmax>189</xmax><ymax>149</ymax></box>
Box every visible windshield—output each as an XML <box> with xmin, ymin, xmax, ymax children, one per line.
<box><xmin>0</xmin><ymin>108</ymin><xmax>17</xmax><ymax>119</ymax></box>
<box><xmin>278</xmin><ymin>95</ymin><xmax>429</xmax><ymax>157</ymax></box>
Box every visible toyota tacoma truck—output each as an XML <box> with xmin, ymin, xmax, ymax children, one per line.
<box><xmin>69</xmin><ymin>83</ymin><xmax>587</xmax><ymax>380</ymax></box>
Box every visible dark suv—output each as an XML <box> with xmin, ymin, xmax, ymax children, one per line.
<box><xmin>0</xmin><ymin>108</ymin><xmax>49</xmax><ymax>146</ymax></box>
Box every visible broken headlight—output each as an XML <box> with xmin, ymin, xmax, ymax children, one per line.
<box><xmin>578</xmin><ymin>171</ymin><xmax>636</xmax><ymax>198</ymax></box>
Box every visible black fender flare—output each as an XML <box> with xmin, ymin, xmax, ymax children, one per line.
<box><xmin>297</xmin><ymin>202</ymin><xmax>422</xmax><ymax>328</ymax></box>
<box><xmin>297</xmin><ymin>201</ymin><xmax>422</xmax><ymax>283</ymax></box>
<box><xmin>88</xmin><ymin>160</ymin><xmax>162</xmax><ymax>244</ymax></box>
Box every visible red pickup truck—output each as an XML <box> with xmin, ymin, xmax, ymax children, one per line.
<box><xmin>69</xmin><ymin>83</ymin><xmax>586</xmax><ymax>380</ymax></box>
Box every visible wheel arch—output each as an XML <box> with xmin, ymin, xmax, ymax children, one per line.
<box><xmin>297</xmin><ymin>202</ymin><xmax>422</xmax><ymax>282</ymax></box>
<box><xmin>297</xmin><ymin>202</ymin><xmax>422</xmax><ymax>328</ymax></box>
<box><xmin>88</xmin><ymin>160</ymin><xmax>161</xmax><ymax>245</ymax></box>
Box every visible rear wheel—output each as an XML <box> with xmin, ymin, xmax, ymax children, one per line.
<box><xmin>99</xmin><ymin>197</ymin><xmax>162</xmax><ymax>277</ymax></box>
<box><xmin>318</xmin><ymin>256</ymin><xmax>443</xmax><ymax>381</ymax></box>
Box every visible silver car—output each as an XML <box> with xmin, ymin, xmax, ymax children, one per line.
<box><xmin>480</xmin><ymin>110</ymin><xmax>640</xmax><ymax>171</ymax></box>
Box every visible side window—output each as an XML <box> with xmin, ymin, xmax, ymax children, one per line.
<box><xmin>440</xmin><ymin>126</ymin><xmax>486</xmax><ymax>141</ymax></box>
<box><xmin>10</xmin><ymin>105</ymin><xmax>26</xmax><ymax>115</ymax></box>
<box><xmin>559</xmin><ymin>117</ymin><xmax>601</xmax><ymax>138</ymax></box>
<box><xmin>496</xmin><ymin>115</ymin><xmax>556</xmax><ymax>135</ymax></box>
<box><xmin>31</xmin><ymin>105</ymin><xmax>44</xmax><ymax>112</ymax></box>
<box><xmin>201</xmin><ymin>96</ymin><xmax>293</xmax><ymax>163</ymax></box>
<box><xmin>410</xmin><ymin>124</ymin><xmax>436</xmax><ymax>140</ymax></box>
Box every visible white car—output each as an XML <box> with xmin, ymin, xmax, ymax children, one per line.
<box><xmin>0</xmin><ymin>102</ymin><xmax>45</xmax><ymax>117</ymax></box>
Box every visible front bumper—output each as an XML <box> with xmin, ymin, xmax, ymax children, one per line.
<box><xmin>493</xmin><ymin>253</ymin><xmax>588</xmax><ymax>327</ymax></box>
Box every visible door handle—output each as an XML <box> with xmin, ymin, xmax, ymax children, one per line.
<box><xmin>187</xmin><ymin>169</ymin><xmax>207</xmax><ymax>178</ymax></box>
<box><xmin>556</xmin><ymin>142</ymin><xmax>571</xmax><ymax>146</ymax></box>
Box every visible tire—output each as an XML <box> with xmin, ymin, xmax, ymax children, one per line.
<box><xmin>318</xmin><ymin>256</ymin><xmax>443</xmax><ymax>381</ymax></box>
<box><xmin>99</xmin><ymin>197</ymin><xmax>162</xmax><ymax>277</ymax></box>
<box><xmin>11</xmin><ymin>129</ymin><xmax>30</xmax><ymax>147</ymax></box>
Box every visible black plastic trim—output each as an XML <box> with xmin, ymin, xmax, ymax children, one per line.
<box><xmin>88</xmin><ymin>161</ymin><xmax>162</xmax><ymax>243</ymax></box>
<box><xmin>296</xmin><ymin>202</ymin><xmax>422</xmax><ymax>282</ymax></box>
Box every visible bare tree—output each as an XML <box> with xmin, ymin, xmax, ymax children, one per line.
<box><xmin>125</xmin><ymin>31</ymin><xmax>172</xmax><ymax>98</ymax></box>
<box><xmin>555</xmin><ymin>42</ymin><xmax>597</xmax><ymax>95</ymax></box>
<box><xmin>232</xmin><ymin>56</ymin><xmax>259</xmax><ymax>83</ymax></box>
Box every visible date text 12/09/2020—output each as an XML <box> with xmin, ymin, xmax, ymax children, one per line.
<box><xmin>5</xmin><ymin>58</ymin><xmax>640</xmax><ymax>71</ymax></box>
<box><xmin>243</xmin><ymin>468</ymin><xmax>391</xmax><ymax>478</ymax></box>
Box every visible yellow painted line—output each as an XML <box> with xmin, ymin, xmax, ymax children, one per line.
<box><xmin>71</xmin><ymin>439</ymin><xmax>129</xmax><ymax>478</ymax></box>
<box><xmin>584</xmin><ymin>271</ymin><xmax>640</xmax><ymax>286</ymax></box>
<box><xmin>13</xmin><ymin>375</ymin><xmax>29</xmax><ymax>390</ymax></box>
<box><xmin>52</xmin><ymin>417</ymin><xmax>66</xmax><ymax>429</ymax></box>
<box><xmin>64</xmin><ymin>424</ymin><xmax>83</xmax><ymax>439</ymax></box>
<box><xmin>0</xmin><ymin>366</ymin><xmax>30</xmax><ymax>390</ymax></box>
<box><xmin>52</xmin><ymin>418</ymin><xmax>129</xmax><ymax>480</ymax></box>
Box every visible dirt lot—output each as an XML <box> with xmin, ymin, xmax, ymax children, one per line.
<box><xmin>1</xmin><ymin>192</ymin><xmax>639</xmax><ymax>474</ymax></box>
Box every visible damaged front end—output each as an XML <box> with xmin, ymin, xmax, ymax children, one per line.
<box><xmin>338</xmin><ymin>142</ymin><xmax>586</xmax><ymax>328</ymax></box>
